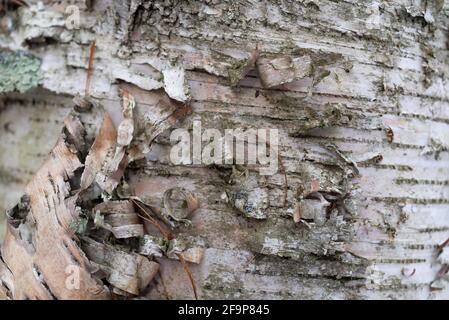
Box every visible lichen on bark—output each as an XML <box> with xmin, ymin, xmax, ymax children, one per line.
<box><xmin>0</xmin><ymin>51</ymin><xmax>42</xmax><ymax>93</ymax></box>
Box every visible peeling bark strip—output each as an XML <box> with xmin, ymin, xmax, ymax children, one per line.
<box><xmin>1</xmin><ymin>114</ymin><xmax>110</xmax><ymax>299</ymax></box>
<box><xmin>0</xmin><ymin>0</ymin><xmax>448</xmax><ymax>300</ymax></box>
<box><xmin>0</xmin><ymin>87</ymin><xmax>197</xmax><ymax>299</ymax></box>
<box><xmin>81</xmin><ymin>237</ymin><xmax>159</xmax><ymax>296</ymax></box>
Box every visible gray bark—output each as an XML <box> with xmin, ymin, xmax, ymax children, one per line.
<box><xmin>0</xmin><ymin>0</ymin><xmax>449</xmax><ymax>299</ymax></box>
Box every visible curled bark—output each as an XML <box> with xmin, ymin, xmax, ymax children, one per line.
<box><xmin>0</xmin><ymin>88</ymin><xmax>195</xmax><ymax>299</ymax></box>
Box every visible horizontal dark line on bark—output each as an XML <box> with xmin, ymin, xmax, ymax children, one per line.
<box><xmin>417</xmin><ymin>227</ymin><xmax>449</xmax><ymax>233</ymax></box>
<box><xmin>376</xmin><ymin>242</ymin><xmax>439</xmax><ymax>250</ymax></box>
<box><xmin>371</xmin><ymin>197</ymin><xmax>449</xmax><ymax>205</ymax></box>
<box><xmin>246</xmin><ymin>269</ymin><xmax>367</xmax><ymax>282</ymax></box>
<box><xmin>358</xmin><ymin>164</ymin><xmax>414</xmax><ymax>171</ymax></box>
<box><xmin>302</xmin><ymin>136</ymin><xmax>424</xmax><ymax>150</ymax></box>
<box><xmin>395</xmin><ymin>178</ymin><xmax>449</xmax><ymax>186</ymax></box>
<box><xmin>375</xmin><ymin>258</ymin><xmax>427</xmax><ymax>264</ymax></box>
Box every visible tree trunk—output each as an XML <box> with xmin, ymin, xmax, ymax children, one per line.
<box><xmin>0</xmin><ymin>0</ymin><xmax>448</xmax><ymax>299</ymax></box>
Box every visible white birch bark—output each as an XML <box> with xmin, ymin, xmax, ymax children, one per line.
<box><xmin>0</xmin><ymin>0</ymin><xmax>448</xmax><ymax>299</ymax></box>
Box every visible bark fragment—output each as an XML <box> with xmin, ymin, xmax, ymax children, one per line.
<box><xmin>161</xmin><ymin>187</ymin><xmax>199</xmax><ymax>226</ymax></box>
<box><xmin>81</xmin><ymin>237</ymin><xmax>159</xmax><ymax>296</ymax></box>
<box><xmin>257</xmin><ymin>49</ymin><xmax>347</xmax><ymax>89</ymax></box>
<box><xmin>93</xmin><ymin>201</ymin><xmax>144</xmax><ymax>239</ymax></box>
<box><xmin>162</xmin><ymin>65</ymin><xmax>190</xmax><ymax>103</ymax></box>
<box><xmin>257</xmin><ymin>54</ymin><xmax>312</xmax><ymax>88</ymax></box>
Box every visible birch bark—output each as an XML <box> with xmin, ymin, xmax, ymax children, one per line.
<box><xmin>0</xmin><ymin>0</ymin><xmax>448</xmax><ymax>299</ymax></box>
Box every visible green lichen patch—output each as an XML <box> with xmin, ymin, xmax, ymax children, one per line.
<box><xmin>0</xmin><ymin>51</ymin><xmax>42</xmax><ymax>94</ymax></box>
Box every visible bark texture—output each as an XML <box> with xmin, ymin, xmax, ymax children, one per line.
<box><xmin>0</xmin><ymin>0</ymin><xmax>449</xmax><ymax>299</ymax></box>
